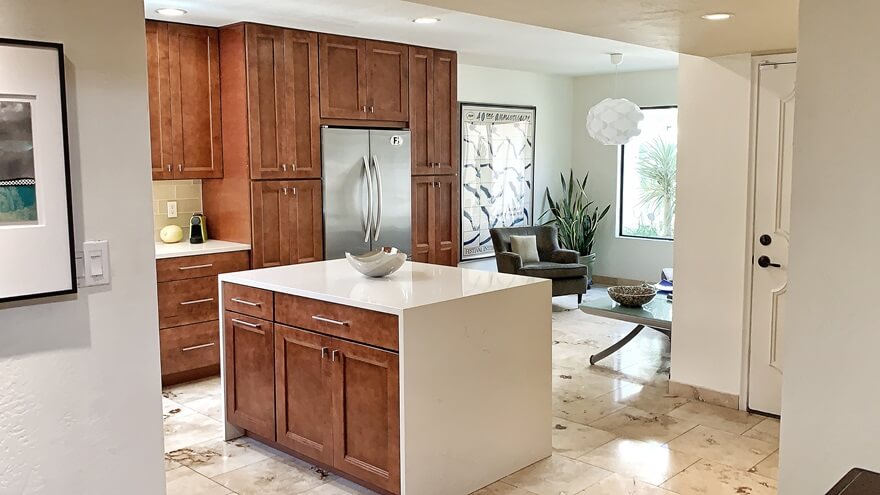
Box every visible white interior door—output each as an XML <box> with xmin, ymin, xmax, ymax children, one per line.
<box><xmin>748</xmin><ymin>58</ymin><xmax>796</xmax><ymax>415</ymax></box>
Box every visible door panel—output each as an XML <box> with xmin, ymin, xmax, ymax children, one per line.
<box><xmin>321</xmin><ymin>128</ymin><xmax>372</xmax><ymax>260</ymax></box>
<box><xmin>411</xmin><ymin>176</ymin><xmax>432</xmax><ymax>263</ymax></box>
<box><xmin>319</xmin><ymin>35</ymin><xmax>366</xmax><ymax>119</ymax></box>
<box><xmin>409</xmin><ymin>48</ymin><xmax>433</xmax><ymax>175</ymax></box>
<box><xmin>252</xmin><ymin>181</ymin><xmax>291</xmax><ymax>268</ymax></box>
<box><xmin>275</xmin><ymin>324</ymin><xmax>333</xmax><ymax>464</ymax></box>
<box><xmin>365</xmin><ymin>41</ymin><xmax>408</xmax><ymax>121</ymax></box>
<box><xmin>289</xmin><ymin>180</ymin><xmax>324</xmax><ymax>264</ymax></box>
<box><xmin>283</xmin><ymin>30</ymin><xmax>321</xmax><ymax>178</ymax></box>
<box><xmin>146</xmin><ymin>21</ymin><xmax>173</xmax><ymax>180</ymax></box>
<box><xmin>246</xmin><ymin>25</ymin><xmax>286</xmax><ymax>179</ymax></box>
<box><xmin>433</xmin><ymin>175</ymin><xmax>459</xmax><ymax>266</ymax></box>
<box><xmin>224</xmin><ymin>313</ymin><xmax>275</xmax><ymax>439</ymax></box>
<box><xmin>369</xmin><ymin>130</ymin><xmax>411</xmax><ymax>252</ymax></box>
<box><xmin>168</xmin><ymin>23</ymin><xmax>222</xmax><ymax>179</ymax></box>
<box><xmin>748</xmin><ymin>59</ymin><xmax>796</xmax><ymax>415</ymax></box>
<box><xmin>331</xmin><ymin>339</ymin><xmax>400</xmax><ymax>493</ymax></box>
<box><xmin>432</xmin><ymin>50</ymin><xmax>457</xmax><ymax>175</ymax></box>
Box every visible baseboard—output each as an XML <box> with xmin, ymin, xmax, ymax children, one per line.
<box><xmin>592</xmin><ymin>275</ymin><xmax>647</xmax><ymax>287</ymax></box>
<box><xmin>668</xmin><ymin>381</ymin><xmax>740</xmax><ymax>410</ymax></box>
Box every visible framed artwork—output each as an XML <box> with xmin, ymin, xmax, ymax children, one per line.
<box><xmin>0</xmin><ymin>39</ymin><xmax>76</xmax><ymax>302</ymax></box>
<box><xmin>460</xmin><ymin>103</ymin><xmax>536</xmax><ymax>261</ymax></box>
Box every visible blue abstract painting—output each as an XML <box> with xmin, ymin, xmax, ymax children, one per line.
<box><xmin>460</xmin><ymin>104</ymin><xmax>535</xmax><ymax>260</ymax></box>
<box><xmin>0</xmin><ymin>100</ymin><xmax>36</xmax><ymax>224</ymax></box>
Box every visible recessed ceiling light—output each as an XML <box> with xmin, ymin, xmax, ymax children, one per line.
<box><xmin>156</xmin><ymin>7</ymin><xmax>187</xmax><ymax>17</ymax></box>
<box><xmin>701</xmin><ymin>12</ymin><xmax>733</xmax><ymax>21</ymax></box>
<box><xmin>413</xmin><ymin>17</ymin><xmax>440</xmax><ymax>24</ymax></box>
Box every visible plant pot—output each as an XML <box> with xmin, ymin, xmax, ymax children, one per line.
<box><xmin>579</xmin><ymin>253</ymin><xmax>597</xmax><ymax>289</ymax></box>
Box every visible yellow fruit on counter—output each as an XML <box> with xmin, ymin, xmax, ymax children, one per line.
<box><xmin>160</xmin><ymin>225</ymin><xmax>184</xmax><ymax>244</ymax></box>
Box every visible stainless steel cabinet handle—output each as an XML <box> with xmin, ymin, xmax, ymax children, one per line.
<box><xmin>362</xmin><ymin>105</ymin><xmax>367</xmax><ymax>112</ymax></box>
<box><xmin>370</xmin><ymin>154</ymin><xmax>383</xmax><ymax>242</ymax></box>
<box><xmin>291</xmin><ymin>163</ymin><xmax>297</xmax><ymax>170</ymax></box>
<box><xmin>283</xmin><ymin>187</ymin><xmax>288</xmax><ymax>195</ymax></box>
<box><xmin>362</xmin><ymin>155</ymin><xmax>373</xmax><ymax>242</ymax></box>
<box><xmin>182</xmin><ymin>342</ymin><xmax>216</xmax><ymax>352</ymax></box>
<box><xmin>230</xmin><ymin>297</ymin><xmax>260</xmax><ymax>307</ymax></box>
<box><xmin>180</xmin><ymin>297</ymin><xmax>214</xmax><ymax>306</ymax></box>
<box><xmin>167</xmin><ymin>164</ymin><xmax>172</xmax><ymax>172</ymax></box>
<box><xmin>292</xmin><ymin>187</ymin><xmax>297</xmax><ymax>196</ymax></box>
<box><xmin>282</xmin><ymin>163</ymin><xmax>287</xmax><ymax>172</ymax></box>
<box><xmin>178</xmin><ymin>164</ymin><xmax>183</xmax><ymax>172</ymax></box>
<box><xmin>331</xmin><ymin>349</ymin><xmax>340</xmax><ymax>361</ymax></box>
<box><xmin>312</xmin><ymin>315</ymin><xmax>350</xmax><ymax>327</ymax></box>
<box><xmin>231</xmin><ymin>318</ymin><xmax>264</xmax><ymax>334</ymax></box>
<box><xmin>178</xmin><ymin>263</ymin><xmax>213</xmax><ymax>271</ymax></box>
<box><xmin>321</xmin><ymin>346</ymin><xmax>329</xmax><ymax>360</ymax></box>
<box><xmin>369</xmin><ymin>105</ymin><xmax>374</xmax><ymax>113</ymax></box>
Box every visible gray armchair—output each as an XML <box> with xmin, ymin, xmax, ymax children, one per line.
<box><xmin>490</xmin><ymin>226</ymin><xmax>588</xmax><ymax>302</ymax></box>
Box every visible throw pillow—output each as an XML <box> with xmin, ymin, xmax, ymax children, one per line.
<box><xmin>510</xmin><ymin>235</ymin><xmax>540</xmax><ymax>264</ymax></box>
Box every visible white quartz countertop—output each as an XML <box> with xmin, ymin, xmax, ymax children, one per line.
<box><xmin>155</xmin><ymin>240</ymin><xmax>251</xmax><ymax>260</ymax></box>
<box><xmin>219</xmin><ymin>259</ymin><xmax>549</xmax><ymax>315</ymax></box>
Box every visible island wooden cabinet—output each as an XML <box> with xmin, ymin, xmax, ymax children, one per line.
<box><xmin>224</xmin><ymin>311</ymin><xmax>276</xmax><ymax>440</ymax></box>
<box><xmin>409</xmin><ymin>48</ymin><xmax>458</xmax><ymax>176</ymax></box>
<box><xmin>319</xmin><ymin>34</ymin><xmax>409</xmax><ymax>121</ymax></box>
<box><xmin>251</xmin><ymin>180</ymin><xmax>323</xmax><ymax>269</ymax></box>
<box><xmin>146</xmin><ymin>21</ymin><xmax>223</xmax><ymax>180</ymax></box>
<box><xmin>412</xmin><ymin>175</ymin><xmax>459</xmax><ymax>266</ymax></box>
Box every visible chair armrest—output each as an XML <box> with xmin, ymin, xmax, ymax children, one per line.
<box><xmin>495</xmin><ymin>251</ymin><xmax>523</xmax><ymax>274</ymax></box>
<box><xmin>550</xmin><ymin>249</ymin><xmax>580</xmax><ymax>264</ymax></box>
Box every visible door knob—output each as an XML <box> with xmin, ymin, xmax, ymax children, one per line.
<box><xmin>757</xmin><ymin>255</ymin><xmax>781</xmax><ymax>268</ymax></box>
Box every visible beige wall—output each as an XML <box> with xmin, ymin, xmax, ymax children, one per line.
<box><xmin>152</xmin><ymin>180</ymin><xmax>204</xmax><ymax>241</ymax></box>
<box><xmin>670</xmin><ymin>53</ymin><xmax>752</xmax><ymax>397</ymax></box>
<box><xmin>780</xmin><ymin>0</ymin><xmax>880</xmax><ymax>491</ymax></box>
<box><xmin>571</xmin><ymin>69</ymin><xmax>677</xmax><ymax>281</ymax></box>
<box><xmin>0</xmin><ymin>0</ymin><xmax>164</xmax><ymax>493</ymax></box>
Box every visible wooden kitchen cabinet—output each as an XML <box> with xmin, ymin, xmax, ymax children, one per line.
<box><xmin>251</xmin><ymin>180</ymin><xmax>323</xmax><ymax>269</ymax></box>
<box><xmin>319</xmin><ymin>34</ymin><xmax>408</xmax><ymax>121</ymax></box>
<box><xmin>411</xmin><ymin>175</ymin><xmax>459</xmax><ymax>266</ymax></box>
<box><xmin>410</xmin><ymin>48</ymin><xmax>458</xmax><ymax>176</ymax></box>
<box><xmin>146</xmin><ymin>20</ymin><xmax>223</xmax><ymax>180</ymax></box>
<box><xmin>224</xmin><ymin>311</ymin><xmax>276</xmax><ymax>440</ymax></box>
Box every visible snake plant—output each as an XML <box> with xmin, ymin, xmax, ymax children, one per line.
<box><xmin>539</xmin><ymin>170</ymin><xmax>611</xmax><ymax>256</ymax></box>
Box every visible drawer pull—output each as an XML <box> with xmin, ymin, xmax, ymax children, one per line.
<box><xmin>312</xmin><ymin>315</ymin><xmax>350</xmax><ymax>327</ymax></box>
<box><xmin>231</xmin><ymin>318</ymin><xmax>264</xmax><ymax>334</ymax></box>
<box><xmin>230</xmin><ymin>297</ymin><xmax>261</xmax><ymax>307</ymax></box>
<box><xmin>180</xmin><ymin>297</ymin><xmax>214</xmax><ymax>306</ymax></box>
<box><xmin>181</xmin><ymin>342</ymin><xmax>216</xmax><ymax>352</ymax></box>
<box><xmin>178</xmin><ymin>263</ymin><xmax>214</xmax><ymax>271</ymax></box>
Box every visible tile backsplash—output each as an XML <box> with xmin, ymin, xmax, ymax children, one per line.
<box><xmin>152</xmin><ymin>180</ymin><xmax>203</xmax><ymax>242</ymax></box>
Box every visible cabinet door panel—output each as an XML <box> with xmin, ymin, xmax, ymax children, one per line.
<box><xmin>224</xmin><ymin>313</ymin><xmax>275</xmax><ymax>439</ymax></box>
<box><xmin>365</xmin><ymin>41</ymin><xmax>408</xmax><ymax>121</ymax></box>
<box><xmin>411</xmin><ymin>176</ymin><xmax>432</xmax><ymax>263</ymax></box>
<box><xmin>168</xmin><ymin>23</ymin><xmax>223</xmax><ymax>179</ymax></box>
<box><xmin>319</xmin><ymin>35</ymin><xmax>366</xmax><ymax>119</ymax></box>
<box><xmin>432</xmin><ymin>50</ymin><xmax>457</xmax><ymax>175</ymax></box>
<box><xmin>275</xmin><ymin>324</ymin><xmax>333</xmax><ymax>465</ymax></box>
<box><xmin>409</xmin><ymin>48</ymin><xmax>433</xmax><ymax>175</ymax></box>
<box><xmin>332</xmin><ymin>339</ymin><xmax>400</xmax><ymax>493</ymax></box>
<box><xmin>146</xmin><ymin>21</ymin><xmax>173</xmax><ymax>180</ymax></box>
<box><xmin>433</xmin><ymin>175</ymin><xmax>459</xmax><ymax>266</ymax></box>
<box><xmin>247</xmin><ymin>25</ymin><xmax>286</xmax><ymax>179</ymax></box>
<box><xmin>288</xmin><ymin>180</ymin><xmax>324</xmax><ymax>264</ymax></box>
<box><xmin>283</xmin><ymin>30</ymin><xmax>321</xmax><ymax>178</ymax></box>
<box><xmin>252</xmin><ymin>181</ymin><xmax>291</xmax><ymax>268</ymax></box>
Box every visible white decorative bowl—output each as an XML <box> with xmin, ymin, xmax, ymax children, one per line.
<box><xmin>345</xmin><ymin>247</ymin><xmax>407</xmax><ymax>278</ymax></box>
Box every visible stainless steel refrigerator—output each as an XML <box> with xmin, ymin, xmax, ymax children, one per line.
<box><xmin>321</xmin><ymin>127</ymin><xmax>411</xmax><ymax>260</ymax></box>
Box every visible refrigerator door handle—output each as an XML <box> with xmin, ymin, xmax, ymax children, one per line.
<box><xmin>370</xmin><ymin>154</ymin><xmax>383</xmax><ymax>242</ymax></box>
<box><xmin>362</xmin><ymin>155</ymin><xmax>373</xmax><ymax>243</ymax></box>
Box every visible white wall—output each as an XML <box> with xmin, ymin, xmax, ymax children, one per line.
<box><xmin>0</xmin><ymin>0</ymin><xmax>165</xmax><ymax>493</ymax></box>
<box><xmin>571</xmin><ymin>70</ymin><xmax>677</xmax><ymax>281</ymax></box>
<box><xmin>670</xmin><ymin>54</ymin><xmax>752</xmax><ymax>397</ymax></box>
<box><xmin>780</xmin><ymin>0</ymin><xmax>880</xmax><ymax>491</ymax></box>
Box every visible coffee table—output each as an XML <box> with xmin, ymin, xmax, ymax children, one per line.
<box><xmin>580</xmin><ymin>294</ymin><xmax>672</xmax><ymax>365</ymax></box>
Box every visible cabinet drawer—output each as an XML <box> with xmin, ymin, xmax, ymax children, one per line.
<box><xmin>158</xmin><ymin>277</ymin><xmax>219</xmax><ymax>329</ymax></box>
<box><xmin>276</xmin><ymin>293</ymin><xmax>398</xmax><ymax>351</ymax></box>
<box><xmin>223</xmin><ymin>282</ymin><xmax>274</xmax><ymax>320</ymax></box>
<box><xmin>160</xmin><ymin>321</ymin><xmax>220</xmax><ymax>375</ymax></box>
<box><xmin>156</xmin><ymin>250</ymin><xmax>250</xmax><ymax>282</ymax></box>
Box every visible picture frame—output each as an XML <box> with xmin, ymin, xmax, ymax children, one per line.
<box><xmin>0</xmin><ymin>38</ymin><xmax>76</xmax><ymax>303</ymax></box>
<box><xmin>459</xmin><ymin>102</ymin><xmax>537</xmax><ymax>261</ymax></box>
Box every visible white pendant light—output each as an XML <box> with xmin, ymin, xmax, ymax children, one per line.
<box><xmin>586</xmin><ymin>53</ymin><xmax>644</xmax><ymax>146</ymax></box>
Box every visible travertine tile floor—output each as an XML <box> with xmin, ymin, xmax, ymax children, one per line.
<box><xmin>162</xmin><ymin>294</ymin><xmax>779</xmax><ymax>495</ymax></box>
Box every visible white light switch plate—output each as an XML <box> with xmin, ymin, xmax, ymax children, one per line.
<box><xmin>78</xmin><ymin>240</ymin><xmax>110</xmax><ymax>287</ymax></box>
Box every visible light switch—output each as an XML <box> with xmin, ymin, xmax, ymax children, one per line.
<box><xmin>81</xmin><ymin>240</ymin><xmax>110</xmax><ymax>287</ymax></box>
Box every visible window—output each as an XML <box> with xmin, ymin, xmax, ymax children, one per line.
<box><xmin>619</xmin><ymin>106</ymin><xmax>678</xmax><ymax>240</ymax></box>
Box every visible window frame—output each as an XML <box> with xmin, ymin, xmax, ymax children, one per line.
<box><xmin>617</xmin><ymin>104</ymin><xmax>678</xmax><ymax>242</ymax></box>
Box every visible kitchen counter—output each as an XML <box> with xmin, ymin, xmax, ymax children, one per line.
<box><xmin>155</xmin><ymin>240</ymin><xmax>251</xmax><ymax>259</ymax></box>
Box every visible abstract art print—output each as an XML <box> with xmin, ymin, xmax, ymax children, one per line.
<box><xmin>0</xmin><ymin>100</ymin><xmax>37</xmax><ymax>224</ymax></box>
<box><xmin>460</xmin><ymin>103</ymin><xmax>536</xmax><ymax>261</ymax></box>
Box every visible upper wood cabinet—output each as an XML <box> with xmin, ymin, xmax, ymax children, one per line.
<box><xmin>251</xmin><ymin>180</ymin><xmax>323</xmax><ymax>269</ymax></box>
<box><xmin>220</xmin><ymin>23</ymin><xmax>320</xmax><ymax>180</ymax></box>
<box><xmin>410</xmin><ymin>48</ymin><xmax>457</xmax><ymax>175</ymax></box>
<box><xmin>146</xmin><ymin>21</ymin><xmax>223</xmax><ymax>180</ymax></box>
<box><xmin>319</xmin><ymin>34</ymin><xmax>409</xmax><ymax>121</ymax></box>
<box><xmin>411</xmin><ymin>175</ymin><xmax>459</xmax><ymax>266</ymax></box>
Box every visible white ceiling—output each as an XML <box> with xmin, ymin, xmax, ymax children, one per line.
<box><xmin>143</xmin><ymin>0</ymin><xmax>678</xmax><ymax>76</ymax></box>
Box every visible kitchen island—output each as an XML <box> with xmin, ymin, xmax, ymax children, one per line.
<box><xmin>218</xmin><ymin>259</ymin><xmax>551</xmax><ymax>495</ymax></box>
